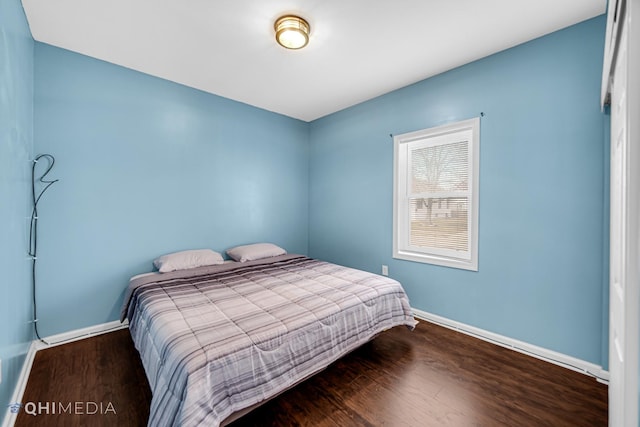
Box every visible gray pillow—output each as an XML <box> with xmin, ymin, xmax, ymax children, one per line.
<box><xmin>226</xmin><ymin>243</ymin><xmax>287</xmax><ymax>262</ymax></box>
<box><xmin>154</xmin><ymin>249</ymin><xmax>224</xmax><ymax>273</ymax></box>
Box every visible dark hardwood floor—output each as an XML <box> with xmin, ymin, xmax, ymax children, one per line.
<box><xmin>15</xmin><ymin>321</ymin><xmax>607</xmax><ymax>426</ymax></box>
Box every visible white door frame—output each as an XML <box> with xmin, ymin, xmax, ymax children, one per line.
<box><xmin>602</xmin><ymin>0</ymin><xmax>640</xmax><ymax>425</ymax></box>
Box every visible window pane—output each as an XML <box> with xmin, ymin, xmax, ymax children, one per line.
<box><xmin>409</xmin><ymin>197</ymin><xmax>468</xmax><ymax>251</ymax></box>
<box><xmin>393</xmin><ymin>117</ymin><xmax>479</xmax><ymax>270</ymax></box>
<box><xmin>411</xmin><ymin>140</ymin><xmax>468</xmax><ymax>193</ymax></box>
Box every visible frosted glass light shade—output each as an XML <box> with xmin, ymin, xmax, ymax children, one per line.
<box><xmin>275</xmin><ymin>15</ymin><xmax>310</xmax><ymax>49</ymax></box>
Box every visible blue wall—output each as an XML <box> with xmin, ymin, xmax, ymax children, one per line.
<box><xmin>309</xmin><ymin>17</ymin><xmax>607</xmax><ymax>365</ymax></box>
<box><xmin>0</xmin><ymin>0</ymin><xmax>34</xmax><ymax>415</ymax></box>
<box><xmin>33</xmin><ymin>43</ymin><xmax>310</xmax><ymax>336</ymax></box>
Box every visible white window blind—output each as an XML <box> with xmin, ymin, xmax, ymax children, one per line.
<box><xmin>393</xmin><ymin>118</ymin><xmax>479</xmax><ymax>270</ymax></box>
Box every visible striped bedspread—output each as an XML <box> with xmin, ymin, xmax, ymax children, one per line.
<box><xmin>122</xmin><ymin>254</ymin><xmax>416</xmax><ymax>426</ymax></box>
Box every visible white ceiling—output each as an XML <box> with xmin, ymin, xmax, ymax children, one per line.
<box><xmin>21</xmin><ymin>0</ymin><xmax>605</xmax><ymax>122</ymax></box>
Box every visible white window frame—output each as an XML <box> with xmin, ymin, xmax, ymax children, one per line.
<box><xmin>393</xmin><ymin>118</ymin><xmax>480</xmax><ymax>271</ymax></box>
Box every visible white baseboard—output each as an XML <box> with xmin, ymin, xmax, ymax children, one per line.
<box><xmin>412</xmin><ymin>308</ymin><xmax>610</xmax><ymax>383</ymax></box>
<box><xmin>2</xmin><ymin>341</ymin><xmax>37</xmax><ymax>427</ymax></box>
<box><xmin>33</xmin><ymin>319</ymin><xmax>128</xmax><ymax>351</ymax></box>
<box><xmin>2</xmin><ymin>320</ymin><xmax>129</xmax><ymax>427</ymax></box>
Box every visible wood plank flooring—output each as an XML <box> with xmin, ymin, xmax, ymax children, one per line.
<box><xmin>14</xmin><ymin>321</ymin><xmax>607</xmax><ymax>426</ymax></box>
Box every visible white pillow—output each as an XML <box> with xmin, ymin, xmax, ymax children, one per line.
<box><xmin>153</xmin><ymin>249</ymin><xmax>224</xmax><ymax>273</ymax></box>
<box><xmin>226</xmin><ymin>243</ymin><xmax>286</xmax><ymax>263</ymax></box>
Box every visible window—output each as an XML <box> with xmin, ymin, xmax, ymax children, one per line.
<box><xmin>393</xmin><ymin>118</ymin><xmax>479</xmax><ymax>271</ymax></box>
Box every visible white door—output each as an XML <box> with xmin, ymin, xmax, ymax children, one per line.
<box><xmin>608</xmin><ymin>19</ymin><xmax>627</xmax><ymax>423</ymax></box>
<box><xmin>608</xmin><ymin>1</ymin><xmax>639</xmax><ymax>425</ymax></box>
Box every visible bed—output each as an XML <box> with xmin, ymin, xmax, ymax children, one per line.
<box><xmin>121</xmin><ymin>253</ymin><xmax>416</xmax><ymax>427</ymax></box>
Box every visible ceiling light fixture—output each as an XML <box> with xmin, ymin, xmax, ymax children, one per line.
<box><xmin>274</xmin><ymin>15</ymin><xmax>310</xmax><ymax>50</ymax></box>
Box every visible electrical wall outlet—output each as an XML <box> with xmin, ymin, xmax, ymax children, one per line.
<box><xmin>381</xmin><ymin>265</ymin><xmax>389</xmax><ymax>276</ymax></box>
